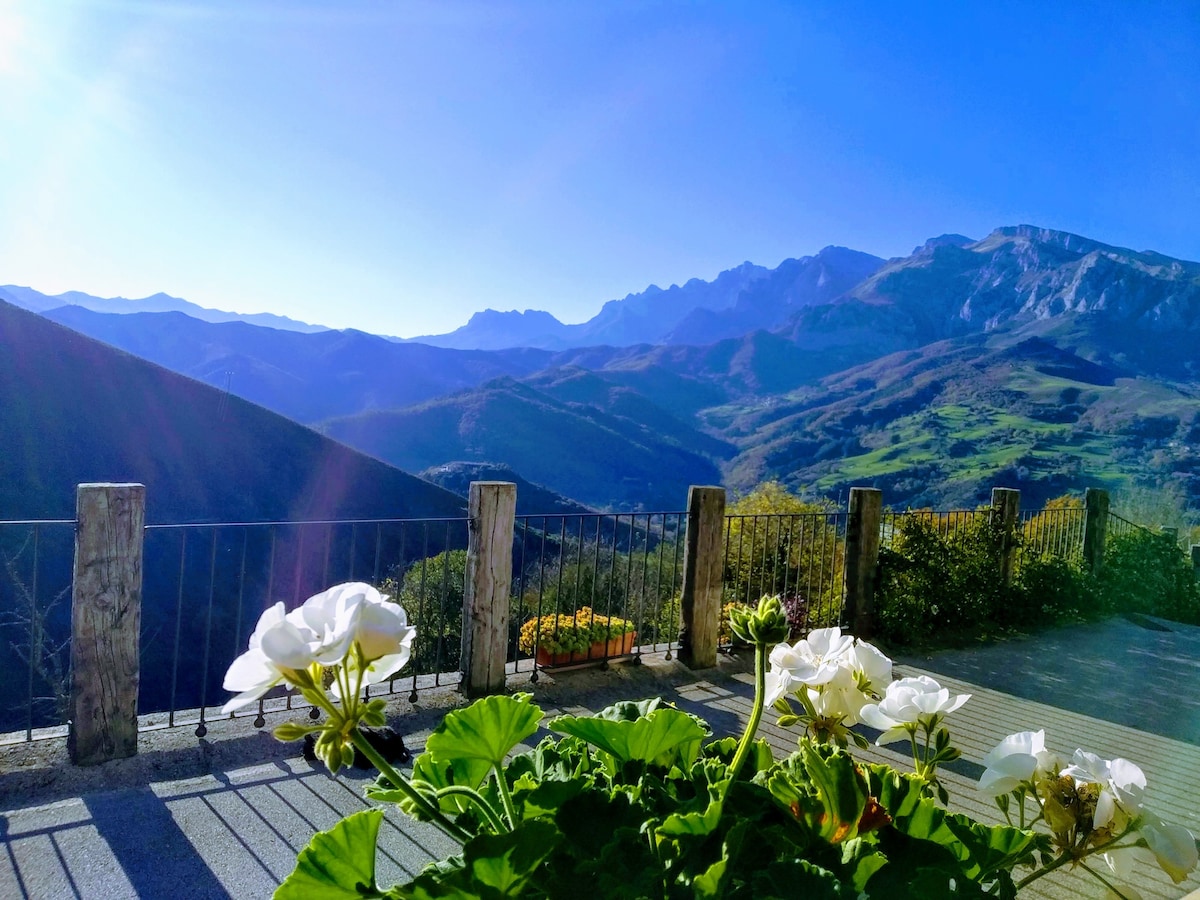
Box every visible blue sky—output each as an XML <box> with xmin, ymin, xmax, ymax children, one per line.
<box><xmin>1</xmin><ymin>1</ymin><xmax>1197</xmax><ymax>337</ymax></box>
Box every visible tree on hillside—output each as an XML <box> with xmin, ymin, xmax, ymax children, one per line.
<box><xmin>1021</xmin><ymin>493</ymin><xmax>1084</xmax><ymax>559</ymax></box>
<box><xmin>723</xmin><ymin>482</ymin><xmax>844</xmax><ymax>634</ymax></box>
<box><xmin>384</xmin><ymin>549</ymin><xmax>467</xmax><ymax>676</ymax></box>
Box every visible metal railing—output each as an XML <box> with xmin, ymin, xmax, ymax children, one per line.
<box><xmin>1020</xmin><ymin>505</ymin><xmax>1086</xmax><ymax>558</ymax></box>
<box><xmin>721</xmin><ymin>511</ymin><xmax>848</xmax><ymax>640</ymax></box>
<box><xmin>1107</xmin><ymin>510</ymin><xmax>1154</xmax><ymax>541</ymax></box>
<box><xmin>880</xmin><ymin>509</ymin><xmax>988</xmax><ymax>549</ymax></box>
<box><xmin>139</xmin><ymin>516</ymin><xmax>470</xmax><ymax>737</ymax></box>
<box><xmin>509</xmin><ymin>511</ymin><xmax>686</xmax><ymax>677</ymax></box>
<box><xmin>0</xmin><ymin>519</ymin><xmax>75</xmax><ymax>741</ymax></box>
<box><xmin>5</xmin><ymin>491</ymin><xmax>1163</xmax><ymax>746</ymax></box>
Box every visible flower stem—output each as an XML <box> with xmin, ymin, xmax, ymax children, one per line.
<box><xmin>1015</xmin><ymin>849</ymin><xmax>1075</xmax><ymax>888</ymax></box>
<box><xmin>908</xmin><ymin>728</ymin><xmax>922</xmax><ymax>777</ymax></box>
<box><xmin>1078</xmin><ymin>862</ymin><xmax>1137</xmax><ymax>900</ymax></box>
<box><xmin>435</xmin><ymin>785</ymin><xmax>507</xmax><ymax>834</ymax></box>
<box><xmin>349</xmin><ymin>730</ymin><xmax>471</xmax><ymax>844</ymax></box>
<box><xmin>492</xmin><ymin>767</ymin><xmax>520</xmax><ymax>830</ymax></box>
<box><xmin>730</xmin><ymin>640</ymin><xmax>766</xmax><ymax>781</ymax></box>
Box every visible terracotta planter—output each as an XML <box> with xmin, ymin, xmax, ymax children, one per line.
<box><xmin>535</xmin><ymin>630</ymin><xmax>637</xmax><ymax>668</ymax></box>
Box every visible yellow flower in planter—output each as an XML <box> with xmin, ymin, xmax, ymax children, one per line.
<box><xmin>518</xmin><ymin>606</ymin><xmax>635</xmax><ymax>656</ymax></box>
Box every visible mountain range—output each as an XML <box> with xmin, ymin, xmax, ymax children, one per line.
<box><xmin>402</xmin><ymin>246</ymin><xmax>884</xmax><ymax>350</ymax></box>
<box><xmin>0</xmin><ymin>284</ymin><xmax>328</xmax><ymax>334</ymax></box>
<box><xmin>6</xmin><ymin>223</ymin><xmax>1200</xmax><ymax>517</ymax></box>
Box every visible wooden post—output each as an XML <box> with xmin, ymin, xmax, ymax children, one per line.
<box><xmin>1191</xmin><ymin>544</ymin><xmax>1200</xmax><ymax>581</ymax></box>
<box><xmin>69</xmin><ymin>483</ymin><xmax>145</xmax><ymax>766</ymax></box>
<box><xmin>844</xmin><ymin>488</ymin><xmax>882</xmax><ymax>639</ymax></box>
<box><xmin>678</xmin><ymin>486</ymin><xmax>726</xmax><ymax>670</ymax></box>
<box><xmin>991</xmin><ymin>487</ymin><xmax>1021</xmax><ymax>586</ymax></box>
<box><xmin>1082</xmin><ymin>488</ymin><xmax>1110</xmax><ymax>576</ymax></box>
<box><xmin>461</xmin><ymin>481</ymin><xmax>516</xmax><ymax>698</ymax></box>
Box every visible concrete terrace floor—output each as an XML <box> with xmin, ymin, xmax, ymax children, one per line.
<box><xmin>2</xmin><ymin>616</ymin><xmax>1198</xmax><ymax>900</ymax></box>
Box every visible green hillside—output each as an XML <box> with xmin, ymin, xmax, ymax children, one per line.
<box><xmin>720</xmin><ymin>336</ymin><xmax>1200</xmax><ymax>509</ymax></box>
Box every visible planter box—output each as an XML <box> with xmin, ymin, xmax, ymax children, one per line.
<box><xmin>535</xmin><ymin>631</ymin><xmax>637</xmax><ymax>668</ymax></box>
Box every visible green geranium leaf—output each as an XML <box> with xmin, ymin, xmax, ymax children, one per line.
<box><xmin>516</xmin><ymin>777</ymin><xmax>589</xmax><ymax>819</ymax></box>
<box><xmin>656</xmin><ymin>761</ymin><xmax>730</xmax><ymax>837</ymax></box>
<box><xmin>277</xmin><ymin>808</ymin><xmax>385</xmax><ymax>899</ymax></box>
<box><xmin>940</xmin><ymin>814</ymin><xmax>1042</xmax><ymax>880</ymax></box>
<box><xmin>753</xmin><ymin>858</ymin><xmax>858</xmax><ymax>899</ymax></box>
<box><xmin>865</xmin><ymin>764</ymin><xmax>1040</xmax><ymax>882</ymax></box>
<box><xmin>707</xmin><ymin>735</ymin><xmax>774</xmax><ymax>774</ymax></box>
<box><xmin>799</xmin><ymin>742</ymin><xmax>868</xmax><ymax>844</ymax></box>
<box><xmin>396</xmin><ymin>821</ymin><xmax>562</xmax><ymax>899</ymax></box>
<box><xmin>463</xmin><ymin>820</ymin><xmax>562</xmax><ymax>894</ymax></box>
<box><xmin>690</xmin><ymin>819</ymin><xmax>747</xmax><ymax>900</ymax></box>
<box><xmin>549</xmin><ymin>707</ymin><xmax>707</xmax><ymax>768</ymax></box>
<box><xmin>505</xmin><ymin>735</ymin><xmax>595</xmax><ymax>785</ymax></box>
<box><xmin>426</xmin><ymin>694</ymin><xmax>544</xmax><ymax>771</ymax></box>
<box><xmin>594</xmin><ymin>697</ymin><xmax>663</xmax><ymax>721</ymax></box>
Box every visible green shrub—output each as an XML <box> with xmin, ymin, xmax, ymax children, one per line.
<box><xmin>876</xmin><ymin>511</ymin><xmax>1010</xmax><ymax>647</ymax></box>
<box><xmin>1012</xmin><ymin>553</ymin><xmax>1100</xmax><ymax>623</ymax></box>
<box><xmin>1098</xmin><ymin>530</ymin><xmax>1200</xmax><ymax>623</ymax></box>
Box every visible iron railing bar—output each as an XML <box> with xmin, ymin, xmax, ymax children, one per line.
<box><xmin>24</xmin><ymin>524</ymin><xmax>40</xmax><ymax>741</ymax></box>
<box><xmin>232</xmin><ymin>529</ymin><xmax>248</xmax><ymax>662</ymax></box>
<box><xmin>515</xmin><ymin>516</ymin><xmax>530</xmax><ymax>674</ymax></box>
<box><xmin>632</xmin><ymin>514</ymin><xmax>648</xmax><ymax>663</ymax></box>
<box><xmin>291</xmin><ymin>526</ymin><xmax>305</xmax><ymax>609</ymax></box>
<box><xmin>321</xmin><ymin>523</ymin><xmax>333</xmax><ymax>588</ymax></box>
<box><xmin>372</xmin><ymin>523</ymin><xmax>383</xmax><ymax>585</ymax></box>
<box><xmin>196</xmin><ymin>528</ymin><xmax>219</xmax><ymax>736</ymax></box>
<box><xmin>667</xmin><ymin>514</ymin><xmax>682</xmax><ymax>659</ymax></box>
<box><xmin>168</xmin><ymin>530</ymin><xmax>187</xmax><ymax>728</ymax></box>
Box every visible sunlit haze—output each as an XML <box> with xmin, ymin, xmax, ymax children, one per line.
<box><xmin>1</xmin><ymin>1</ymin><xmax>1197</xmax><ymax>337</ymax></box>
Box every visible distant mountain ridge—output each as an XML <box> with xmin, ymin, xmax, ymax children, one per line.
<box><xmin>403</xmin><ymin>246</ymin><xmax>884</xmax><ymax>350</ymax></box>
<box><xmin>40</xmin><ymin>306</ymin><xmax>555</xmax><ymax>424</ymax></box>
<box><xmin>782</xmin><ymin>225</ymin><xmax>1200</xmax><ymax>371</ymax></box>
<box><xmin>0</xmin><ymin>297</ymin><xmax>464</xmax><ymax>522</ymax></box>
<box><xmin>0</xmin><ymin>284</ymin><xmax>329</xmax><ymax>333</ymax></box>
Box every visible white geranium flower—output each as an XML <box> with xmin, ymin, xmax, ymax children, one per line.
<box><xmin>341</xmin><ymin>583</ymin><xmax>415</xmax><ymax>661</ymax></box>
<box><xmin>978</xmin><ymin>730</ymin><xmax>1062</xmax><ymax>796</ymax></box>
<box><xmin>222</xmin><ymin>602</ymin><xmax>320</xmax><ymax>713</ymax></box>
<box><xmin>859</xmin><ymin>675</ymin><xmax>970</xmax><ymax>744</ymax></box>
<box><xmin>1103</xmin><ymin>812</ymin><xmax>1197</xmax><ymax>886</ymax></box>
<box><xmin>1061</xmin><ymin>750</ymin><xmax>1146</xmax><ymax>830</ymax></box>
<box><xmin>764</xmin><ymin>666</ymin><xmax>792</xmax><ymax>707</ymax></box>
<box><xmin>808</xmin><ymin>664</ymin><xmax>870</xmax><ymax>724</ymax></box>
<box><xmin>847</xmin><ymin>639</ymin><xmax>892</xmax><ymax>695</ymax></box>
<box><xmin>766</xmin><ymin>627</ymin><xmax>855</xmax><ymax>706</ymax></box>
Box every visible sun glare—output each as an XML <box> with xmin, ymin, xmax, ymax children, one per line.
<box><xmin>0</xmin><ymin>1</ymin><xmax>31</xmax><ymax>79</ymax></box>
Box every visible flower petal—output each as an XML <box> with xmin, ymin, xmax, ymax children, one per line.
<box><xmin>1140</xmin><ymin>816</ymin><xmax>1198</xmax><ymax>883</ymax></box>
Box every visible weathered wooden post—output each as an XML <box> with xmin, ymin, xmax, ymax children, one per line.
<box><xmin>991</xmin><ymin>487</ymin><xmax>1021</xmax><ymax>587</ymax></box>
<box><xmin>843</xmin><ymin>488</ymin><xmax>882</xmax><ymax>639</ymax></box>
<box><xmin>1082</xmin><ymin>488</ymin><xmax>1110</xmax><ymax>576</ymax></box>
<box><xmin>461</xmin><ymin>481</ymin><xmax>516</xmax><ymax>698</ymax></box>
<box><xmin>69</xmin><ymin>483</ymin><xmax>145</xmax><ymax>766</ymax></box>
<box><xmin>678</xmin><ymin>486</ymin><xmax>726</xmax><ymax>670</ymax></box>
